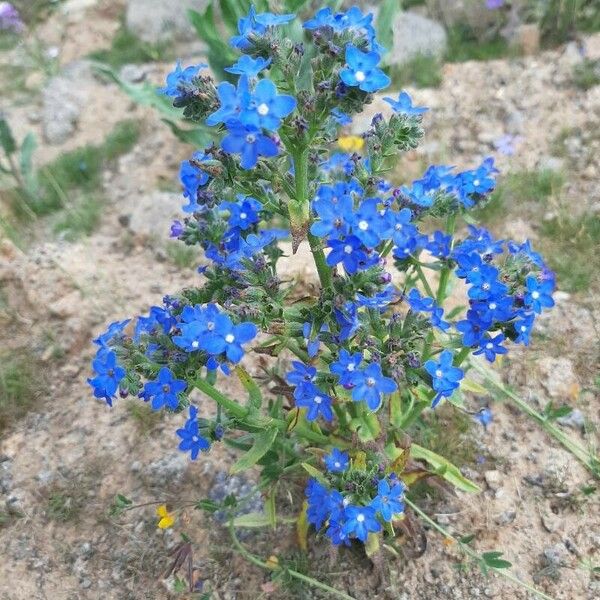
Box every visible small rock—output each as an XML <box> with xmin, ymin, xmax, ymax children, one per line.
<box><xmin>128</xmin><ymin>192</ymin><xmax>182</xmax><ymax>240</ymax></box>
<box><xmin>510</xmin><ymin>24</ymin><xmax>541</xmax><ymax>56</ymax></box>
<box><xmin>389</xmin><ymin>12</ymin><xmax>447</xmax><ymax>66</ymax></box>
<box><xmin>484</xmin><ymin>470</ymin><xmax>502</xmax><ymax>492</ymax></box>
<box><xmin>542</xmin><ymin>544</ymin><xmax>567</xmax><ymax>568</ymax></box>
<box><xmin>537</xmin><ymin>357</ymin><xmax>580</xmax><ymax>400</ymax></box>
<box><xmin>125</xmin><ymin>0</ymin><xmax>209</xmax><ymax>44</ymax></box>
<box><xmin>556</xmin><ymin>408</ymin><xmax>585</xmax><ymax>431</ymax></box>
<box><xmin>494</xmin><ymin>510</ymin><xmax>516</xmax><ymax>526</ymax></box>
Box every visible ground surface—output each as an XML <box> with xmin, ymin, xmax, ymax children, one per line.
<box><xmin>0</xmin><ymin>2</ymin><xmax>599</xmax><ymax>599</ymax></box>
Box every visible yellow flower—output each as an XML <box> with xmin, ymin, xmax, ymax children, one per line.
<box><xmin>156</xmin><ymin>504</ymin><xmax>175</xmax><ymax>529</ymax></box>
<box><xmin>337</xmin><ymin>135</ymin><xmax>364</xmax><ymax>152</ymax></box>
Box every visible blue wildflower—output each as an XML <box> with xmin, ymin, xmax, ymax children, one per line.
<box><xmin>180</xmin><ymin>153</ymin><xmax>210</xmax><ymax>212</ymax></box>
<box><xmin>93</xmin><ymin>319</ymin><xmax>130</xmax><ymax>347</ymax></box>
<box><xmin>339</xmin><ymin>44</ymin><xmax>390</xmax><ymax>93</ymax></box>
<box><xmin>331</xmin><ymin>108</ymin><xmax>352</xmax><ymax>125</ymax></box>
<box><xmin>474</xmin><ymin>333</ymin><xmax>508</xmax><ymax>362</ymax></box>
<box><xmin>176</xmin><ymin>405</ymin><xmax>210</xmax><ymax>459</ymax></box>
<box><xmin>224</xmin><ymin>55</ymin><xmax>271</xmax><ymax>78</ymax></box>
<box><xmin>326</xmin><ymin>235</ymin><xmax>370</xmax><ymax>274</ymax></box>
<box><xmin>222</xmin><ymin>195</ymin><xmax>262</xmax><ymax>230</ymax></box>
<box><xmin>221</xmin><ymin>122</ymin><xmax>279</xmax><ymax>170</ymax></box>
<box><xmin>383</xmin><ymin>91</ymin><xmax>428</xmax><ymax>115</ymax></box>
<box><xmin>474</xmin><ymin>407</ymin><xmax>493</xmax><ymax>429</ymax></box>
<box><xmin>324</xmin><ymin>448</ymin><xmax>349</xmax><ymax>473</ymax></box>
<box><xmin>456</xmin><ymin>310</ymin><xmax>490</xmax><ymax>347</ymax></box>
<box><xmin>342</xmin><ymin>505</ymin><xmax>382</xmax><ymax>542</ymax></box>
<box><xmin>371</xmin><ymin>478</ymin><xmax>405</xmax><ymax>521</ymax></box>
<box><xmin>351</xmin><ymin>197</ymin><xmax>391</xmax><ymax>248</ymax></box>
<box><xmin>330</xmin><ymin>349</ymin><xmax>362</xmax><ymax>386</ymax></box>
<box><xmin>243</xmin><ymin>78</ymin><xmax>296</xmax><ymax>131</ymax></box>
<box><xmin>407</xmin><ymin>288</ymin><xmax>434</xmax><ymax>312</ymax></box>
<box><xmin>206</xmin><ymin>78</ymin><xmax>250</xmax><ymax>126</ymax></box>
<box><xmin>513</xmin><ymin>313</ymin><xmax>535</xmax><ymax>345</ymax></box>
<box><xmin>426</xmin><ymin>230</ymin><xmax>452</xmax><ymax>258</ymax></box>
<box><xmin>158</xmin><ymin>61</ymin><xmax>205</xmax><ymax>98</ymax></box>
<box><xmin>351</xmin><ymin>363</ymin><xmax>397</xmax><ymax>411</ymax></box>
<box><xmin>295</xmin><ymin>383</ymin><xmax>333</xmax><ymax>422</ymax></box>
<box><xmin>424</xmin><ymin>350</ymin><xmax>464</xmax><ymax>408</ymax></box>
<box><xmin>143</xmin><ymin>367</ymin><xmax>187</xmax><ymax>411</ymax></box>
<box><xmin>334</xmin><ymin>302</ymin><xmax>360</xmax><ymax>342</ymax></box>
<box><xmin>88</xmin><ymin>349</ymin><xmax>126</xmax><ymax>406</ymax></box>
<box><xmin>286</xmin><ymin>361</ymin><xmax>317</xmax><ymax>396</ymax></box>
<box><xmin>305</xmin><ymin>479</ymin><xmax>330</xmax><ymax>529</ymax></box>
<box><xmin>310</xmin><ymin>187</ymin><xmax>353</xmax><ymax>239</ymax></box>
<box><xmin>326</xmin><ymin>520</ymin><xmax>351</xmax><ymax>546</ymax></box>
<box><xmin>524</xmin><ymin>276</ymin><xmax>554</xmax><ymax>314</ymax></box>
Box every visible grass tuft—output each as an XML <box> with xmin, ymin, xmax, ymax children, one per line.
<box><xmin>446</xmin><ymin>25</ymin><xmax>512</xmax><ymax>63</ymax></box>
<box><xmin>89</xmin><ymin>24</ymin><xmax>171</xmax><ymax>68</ymax></box>
<box><xmin>0</xmin><ymin>350</ymin><xmax>45</xmax><ymax>432</ymax></box>
<box><xmin>53</xmin><ymin>195</ymin><xmax>102</xmax><ymax>241</ymax></box>
<box><xmin>573</xmin><ymin>58</ymin><xmax>600</xmax><ymax>90</ymax></box>
<box><xmin>166</xmin><ymin>242</ymin><xmax>198</xmax><ymax>269</ymax></box>
<box><xmin>125</xmin><ymin>400</ymin><xmax>164</xmax><ymax>435</ymax></box>
<box><xmin>390</xmin><ymin>54</ymin><xmax>442</xmax><ymax>89</ymax></box>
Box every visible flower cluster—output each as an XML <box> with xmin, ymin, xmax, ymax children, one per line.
<box><xmin>0</xmin><ymin>2</ymin><xmax>23</xmax><ymax>32</ymax></box>
<box><xmin>305</xmin><ymin>450</ymin><xmax>406</xmax><ymax>545</ymax></box>
<box><xmin>90</xmin><ymin>4</ymin><xmax>556</xmax><ymax>555</ymax></box>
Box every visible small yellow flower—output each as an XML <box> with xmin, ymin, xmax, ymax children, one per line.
<box><xmin>156</xmin><ymin>504</ymin><xmax>175</xmax><ymax>529</ymax></box>
<box><xmin>265</xmin><ymin>555</ymin><xmax>279</xmax><ymax>570</ymax></box>
<box><xmin>338</xmin><ymin>135</ymin><xmax>364</xmax><ymax>152</ymax></box>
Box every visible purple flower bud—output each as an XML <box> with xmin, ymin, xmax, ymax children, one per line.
<box><xmin>170</xmin><ymin>220</ymin><xmax>184</xmax><ymax>238</ymax></box>
<box><xmin>371</xmin><ymin>113</ymin><xmax>384</xmax><ymax>126</ymax></box>
<box><xmin>379</xmin><ymin>272</ymin><xmax>392</xmax><ymax>284</ymax></box>
<box><xmin>119</xmin><ymin>387</ymin><xmax>129</xmax><ymax>398</ymax></box>
<box><xmin>0</xmin><ymin>3</ymin><xmax>24</xmax><ymax>33</ymax></box>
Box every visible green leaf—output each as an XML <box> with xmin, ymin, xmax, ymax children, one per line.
<box><xmin>349</xmin><ymin>411</ymin><xmax>381</xmax><ymax>442</ymax></box>
<box><xmin>0</xmin><ymin>116</ymin><xmax>16</xmax><ymax>155</ymax></box>
<box><xmin>160</xmin><ymin>118</ymin><xmax>212</xmax><ymax>147</ymax></box>
<box><xmin>411</xmin><ymin>444</ymin><xmax>481</xmax><ymax>493</ymax></box>
<box><xmin>376</xmin><ymin>0</ymin><xmax>399</xmax><ymax>62</ymax></box>
<box><xmin>230</xmin><ymin>427</ymin><xmax>278</xmax><ymax>474</ymax></box>
<box><xmin>460</xmin><ymin>378</ymin><xmax>489</xmax><ymax>395</ymax></box>
<box><xmin>232</xmin><ymin>511</ymin><xmax>297</xmax><ymax>528</ymax></box>
<box><xmin>195</xmin><ymin>499</ymin><xmax>220</xmax><ymax>513</ymax></box>
<box><xmin>459</xmin><ymin>533</ymin><xmax>476</xmax><ymax>544</ymax></box>
<box><xmin>482</xmin><ymin>551</ymin><xmax>512</xmax><ymax>569</ymax></box>
<box><xmin>19</xmin><ymin>133</ymin><xmax>38</xmax><ymax>194</ymax></box>
<box><xmin>235</xmin><ymin>365</ymin><xmax>263</xmax><ymax>409</ymax></box>
<box><xmin>301</xmin><ymin>462</ymin><xmax>328</xmax><ymax>486</ymax></box>
<box><xmin>364</xmin><ymin>533</ymin><xmax>380</xmax><ymax>559</ymax></box>
<box><xmin>109</xmin><ymin>493</ymin><xmax>132</xmax><ymax>516</ymax></box>
<box><xmin>543</xmin><ymin>403</ymin><xmax>573</xmax><ymax>421</ymax></box>
<box><xmin>265</xmin><ymin>488</ymin><xmax>276</xmax><ymax>529</ymax></box>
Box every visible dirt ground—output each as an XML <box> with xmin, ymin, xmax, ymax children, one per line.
<box><xmin>0</xmin><ymin>2</ymin><xmax>599</xmax><ymax>599</ymax></box>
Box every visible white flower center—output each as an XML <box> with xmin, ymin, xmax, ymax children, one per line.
<box><xmin>246</xmin><ymin>134</ymin><xmax>256</xmax><ymax>143</ymax></box>
<box><xmin>334</xmin><ymin>461</ymin><xmax>341</xmax><ymax>468</ymax></box>
<box><xmin>355</xmin><ymin>71</ymin><xmax>366</xmax><ymax>82</ymax></box>
<box><xmin>366</xmin><ymin>377</ymin><xmax>376</xmax><ymax>387</ymax></box>
<box><xmin>435</xmin><ymin>369</ymin><xmax>443</xmax><ymax>378</ymax></box>
<box><xmin>358</xmin><ymin>220</ymin><xmax>369</xmax><ymax>231</ymax></box>
<box><xmin>191</xmin><ymin>340</ymin><xmax>199</xmax><ymax>349</ymax></box>
<box><xmin>225</xmin><ymin>334</ymin><xmax>235</xmax><ymax>343</ymax></box>
<box><xmin>520</xmin><ymin>325</ymin><xmax>527</xmax><ymax>332</ymax></box>
<box><xmin>486</xmin><ymin>342</ymin><xmax>493</xmax><ymax>349</ymax></box>
<box><xmin>240</xmin><ymin>212</ymin><xmax>247</xmax><ymax>219</ymax></box>
<box><xmin>473</xmin><ymin>179</ymin><xmax>480</xmax><ymax>186</ymax></box>
<box><xmin>207</xmin><ymin>321</ymin><xmax>215</xmax><ymax>331</ymax></box>
<box><xmin>531</xmin><ymin>291</ymin><xmax>540</xmax><ymax>299</ymax></box>
<box><xmin>314</xmin><ymin>395</ymin><xmax>322</xmax><ymax>404</ymax></box>
<box><xmin>356</xmin><ymin>513</ymin><xmax>365</xmax><ymax>522</ymax></box>
<box><xmin>257</xmin><ymin>102</ymin><xmax>269</xmax><ymax>115</ymax></box>
<box><xmin>344</xmin><ymin>245</ymin><xmax>353</xmax><ymax>254</ymax></box>
<box><xmin>347</xmin><ymin>363</ymin><xmax>355</xmax><ymax>372</ymax></box>
<box><xmin>489</xmin><ymin>302</ymin><xmax>497</xmax><ymax>310</ymax></box>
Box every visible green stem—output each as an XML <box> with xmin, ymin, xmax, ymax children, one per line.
<box><xmin>405</xmin><ymin>499</ymin><xmax>555</xmax><ymax>600</ymax></box>
<box><xmin>470</xmin><ymin>360</ymin><xmax>600</xmax><ymax>478</ymax></box>
<box><xmin>291</xmin><ymin>147</ymin><xmax>332</xmax><ymax>289</ymax></box>
<box><xmin>413</xmin><ymin>261</ymin><xmax>436</xmax><ymax>299</ymax></box>
<box><xmin>228</xmin><ymin>520</ymin><xmax>357</xmax><ymax>600</ymax></box>
<box><xmin>435</xmin><ymin>213</ymin><xmax>456</xmax><ymax>305</ymax></box>
<box><xmin>193</xmin><ymin>377</ymin><xmax>248</xmax><ymax>420</ymax></box>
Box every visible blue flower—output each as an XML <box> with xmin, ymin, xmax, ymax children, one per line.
<box><xmin>456</xmin><ymin>310</ymin><xmax>490</xmax><ymax>346</ymax></box>
<box><xmin>426</xmin><ymin>230</ymin><xmax>452</xmax><ymax>258</ymax></box>
<box><xmin>295</xmin><ymin>383</ymin><xmax>333</xmax><ymax>421</ymax></box>
<box><xmin>170</xmin><ymin>220</ymin><xmax>184</xmax><ymax>238</ymax></box>
<box><xmin>371</xmin><ymin>478</ymin><xmax>405</xmax><ymax>521</ymax></box>
<box><xmin>158</xmin><ymin>61</ymin><xmax>205</xmax><ymax>98</ymax></box>
<box><xmin>310</xmin><ymin>187</ymin><xmax>353</xmax><ymax>238</ymax></box>
<box><xmin>331</xmin><ymin>108</ymin><xmax>352</xmax><ymax>125</ymax></box>
<box><xmin>93</xmin><ymin>319</ymin><xmax>130</xmax><ymax>347</ymax></box>
<box><xmin>302</xmin><ymin>321</ymin><xmax>328</xmax><ymax>358</ymax></box>
<box><xmin>351</xmin><ymin>197</ymin><xmax>392</xmax><ymax>248</ymax></box>
<box><xmin>474</xmin><ymin>333</ymin><xmax>507</xmax><ymax>362</ymax></box>
<box><xmin>254</xmin><ymin>10</ymin><xmax>295</xmax><ymax>27</ymax></box>
<box><xmin>326</xmin><ymin>520</ymin><xmax>351</xmax><ymax>546</ymax></box>
<box><xmin>176</xmin><ymin>405</ymin><xmax>210</xmax><ymax>459</ymax></box>
<box><xmin>326</xmin><ymin>235</ymin><xmax>369</xmax><ymax>274</ymax></box>
<box><xmin>230</xmin><ymin>7</ymin><xmax>294</xmax><ymax>49</ymax></box>
<box><xmin>407</xmin><ymin>288</ymin><xmax>434</xmax><ymax>312</ymax></box>
<box><xmin>474</xmin><ymin>407</ymin><xmax>493</xmax><ymax>429</ymax></box>
<box><xmin>221</xmin><ymin>122</ymin><xmax>279</xmax><ymax>170</ymax></box>
<box><xmin>207</xmin><ymin>316</ymin><xmax>258</xmax><ymax>363</ymax></box>
<box><xmin>513</xmin><ymin>313</ymin><xmax>535</xmax><ymax>345</ymax></box>
<box><xmin>334</xmin><ymin>302</ymin><xmax>360</xmax><ymax>342</ymax></box>
<box><xmin>383</xmin><ymin>91</ymin><xmax>428</xmax><ymax>115</ymax></box>
<box><xmin>224</xmin><ymin>55</ymin><xmax>271</xmax><ymax>78</ymax></box>
<box><xmin>424</xmin><ymin>350</ymin><xmax>464</xmax><ymax>408</ymax></box>
<box><xmin>303</xmin><ymin>7</ymin><xmax>333</xmax><ymax>30</ymax></box>
<box><xmin>342</xmin><ymin>505</ymin><xmax>381</xmax><ymax>542</ymax></box>
<box><xmin>356</xmin><ymin>286</ymin><xmax>397</xmax><ymax>310</ymax></box>
<box><xmin>286</xmin><ymin>361</ymin><xmax>317</xmax><ymax>395</ymax></box>
<box><xmin>324</xmin><ymin>448</ymin><xmax>349</xmax><ymax>473</ymax></box>
<box><xmin>305</xmin><ymin>479</ymin><xmax>330</xmax><ymax>529</ymax></box>
<box><xmin>206</xmin><ymin>77</ymin><xmax>250</xmax><ymax>126</ymax></box>
<box><xmin>180</xmin><ymin>153</ymin><xmax>210</xmax><ymax>212</ymax></box>
<box><xmin>351</xmin><ymin>362</ymin><xmax>397</xmax><ymax>410</ymax></box>
<box><xmin>88</xmin><ymin>349</ymin><xmax>126</xmax><ymax>406</ymax></box>
<box><xmin>430</xmin><ymin>306</ymin><xmax>451</xmax><ymax>331</ymax></box>
<box><xmin>400</xmin><ymin>181</ymin><xmax>435</xmax><ymax>208</ymax></box>
<box><xmin>467</xmin><ymin>265</ymin><xmax>507</xmax><ymax>300</ymax></box>
<box><xmin>143</xmin><ymin>367</ymin><xmax>187</xmax><ymax>411</ymax></box>
<box><xmin>330</xmin><ymin>349</ymin><xmax>362</xmax><ymax>386</ymax></box>
<box><xmin>339</xmin><ymin>44</ymin><xmax>390</xmax><ymax>93</ymax></box>
<box><xmin>243</xmin><ymin>78</ymin><xmax>296</xmax><ymax>131</ymax></box>
<box><xmin>524</xmin><ymin>276</ymin><xmax>554</xmax><ymax>314</ymax></box>
<box><xmin>222</xmin><ymin>195</ymin><xmax>262</xmax><ymax>230</ymax></box>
